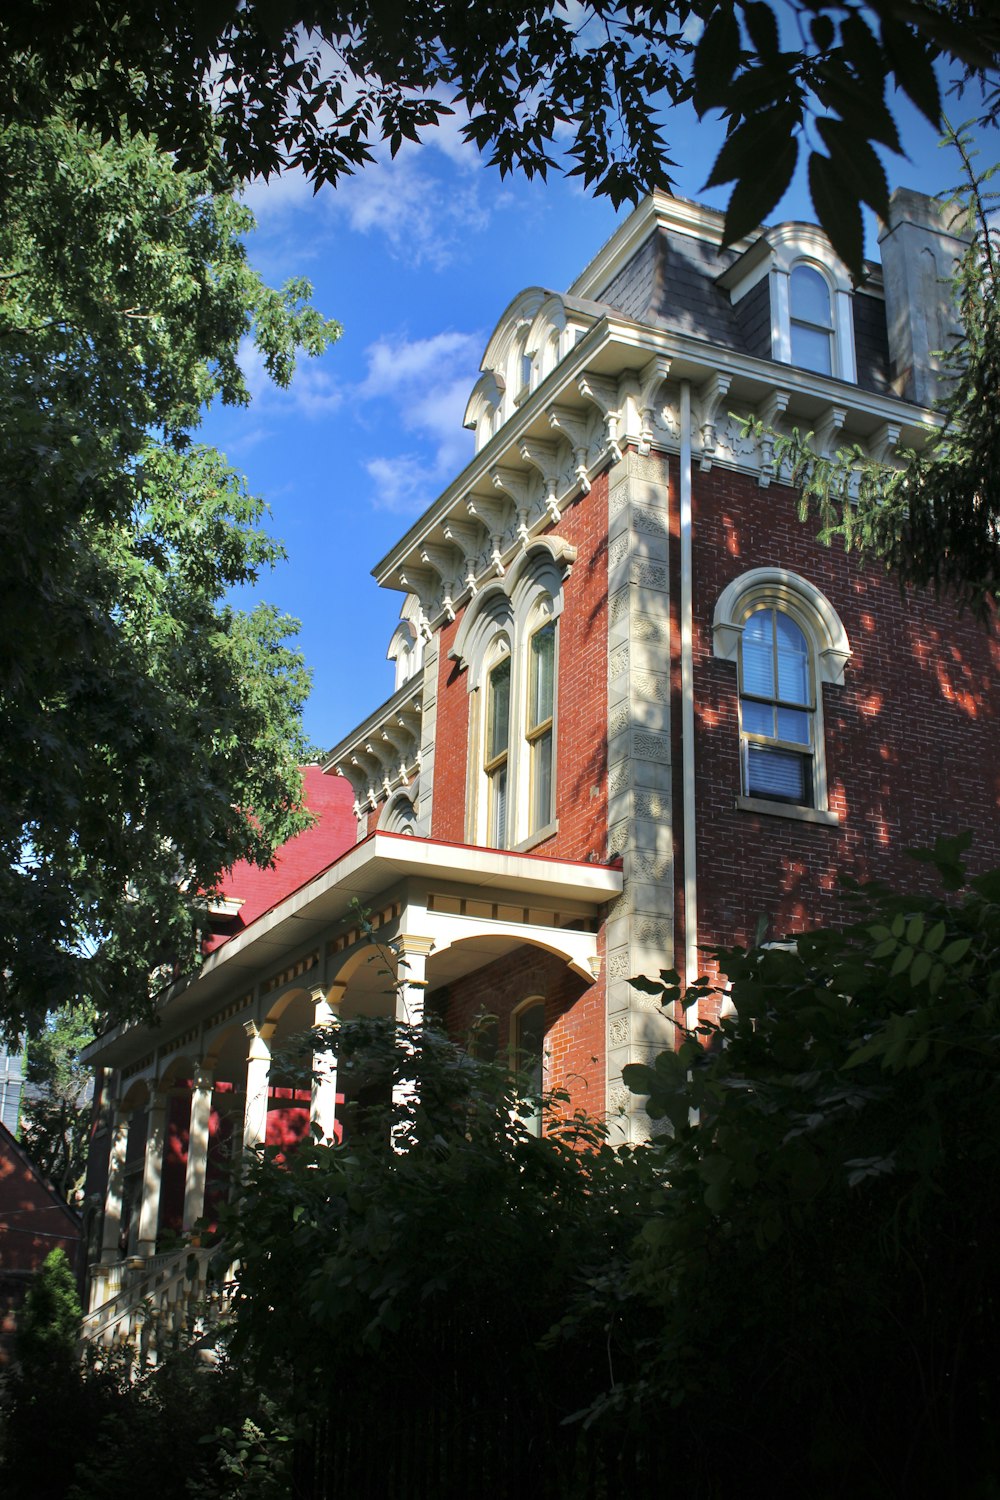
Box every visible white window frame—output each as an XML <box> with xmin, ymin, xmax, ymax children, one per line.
<box><xmin>768</xmin><ymin>225</ymin><xmax>857</xmax><ymax>383</ymax></box>
<box><xmin>713</xmin><ymin>568</ymin><xmax>851</xmax><ymax>825</ymax></box>
<box><xmin>451</xmin><ymin>540</ymin><xmax>570</xmax><ymax>850</ymax></box>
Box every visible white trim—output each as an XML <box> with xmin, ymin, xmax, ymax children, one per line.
<box><xmin>712</xmin><ymin>568</ymin><xmax>852</xmax><ymax>816</ymax></box>
<box><xmin>712</xmin><ymin>568</ymin><xmax>852</xmax><ymax>685</ymax></box>
<box><xmin>452</xmin><ymin>540</ymin><xmax>571</xmax><ymax>849</ymax></box>
<box><xmin>679</xmin><ymin>382</ymin><xmax>699</xmax><ymax>1009</ymax></box>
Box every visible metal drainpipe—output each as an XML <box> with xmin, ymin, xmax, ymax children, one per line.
<box><xmin>679</xmin><ymin>381</ymin><xmax>700</xmax><ymax>1037</ymax></box>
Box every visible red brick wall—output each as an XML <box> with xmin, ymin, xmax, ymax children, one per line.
<box><xmin>430</xmin><ymin>472</ymin><xmax>610</xmax><ymax>860</ymax></box>
<box><xmin>687</xmin><ymin>464</ymin><xmax>1000</xmax><ymax>968</ymax></box>
<box><xmin>437</xmin><ymin>939</ymin><xmax>606</xmax><ymax>1123</ymax></box>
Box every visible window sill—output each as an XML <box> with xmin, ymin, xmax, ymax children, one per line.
<box><xmin>515</xmin><ymin>819</ymin><xmax>559</xmax><ymax>853</ymax></box>
<box><xmin>735</xmin><ymin>796</ymin><xmax>840</xmax><ymax>827</ymax></box>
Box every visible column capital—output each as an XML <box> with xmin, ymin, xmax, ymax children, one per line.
<box><xmin>392</xmin><ymin>933</ymin><xmax>435</xmax><ymax>959</ymax></box>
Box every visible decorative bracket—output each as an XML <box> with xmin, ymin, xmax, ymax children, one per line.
<box><xmin>547</xmin><ymin>405</ymin><xmax>594</xmax><ymax>494</ymax></box>
<box><xmin>491</xmin><ymin>466</ymin><xmax>536</xmax><ymax>546</ymax></box>
<box><xmin>637</xmin><ymin>355</ymin><xmax>672</xmax><ymax>455</ymax></box>
<box><xmin>396</xmin><ymin>564</ymin><xmax>438</xmax><ymax>623</ymax></box>
<box><xmin>466</xmin><ymin>492</ymin><xmax>512</xmax><ymax>576</ymax></box>
<box><xmin>697</xmin><ymin>372</ymin><xmax>732</xmax><ymax>472</ymax></box>
<box><xmin>756</xmin><ymin>390</ymin><xmax>790</xmax><ymax>488</ymax></box>
<box><xmin>442</xmin><ymin>517</ymin><xmax>485</xmax><ymax>595</ymax></box>
<box><xmin>868</xmin><ymin>421</ymin><xmax>902</xmax><ymax>466</ymax></box>
<box><xmin>518</xmin><ymin>437</ymin><xmax>563</xmax><ymax>525</ymax></box>
<box><xmin>813</xmin><ymin>404</ymin><xmax>848</xmax><ymax>458</ymax></box>
<box><xmin>577</xmin><ymin>372</ymin><xmax>624</xmax><ymax>465</ymax></box>
<box><xmin>419</xmin><ymin>542</ymin><xmax>462</xmax><ymax>622</ymax></box>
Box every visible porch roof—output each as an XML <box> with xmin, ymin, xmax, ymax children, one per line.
<box><xmin>84</xmin><ymin>833</ymin><xmax>622</xmax><ymax>1068</ymax></box>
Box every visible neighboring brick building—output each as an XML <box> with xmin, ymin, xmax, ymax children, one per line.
<box><xmin>0</xmin><ymin>1121</ymin><xmax>82</xmax><ymax>1360</ymax></box>
<box><xmin>82</xmin><ymin>188</ymin><xmax>999</xmax><ymax>1320</ymax></box>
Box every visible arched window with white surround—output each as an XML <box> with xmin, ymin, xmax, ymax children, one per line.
<box><xmin>450</xmin><ymin>538</ymin><xmax>574</xmax><ymax>850</ymax></box>
<box><xmin>763</xmin><ymin>223</ymin><xmax>858</xmax><ymax>384</ymax></box>
<box><xmin>739</xmin><ymin>605</ymin><xmax>815</xmax><ymax>803</ymax></box>
<box><xmin>527</xmin><ymin>619</ymin><xmax>556</xmax><ymax>834</ymax></box>
<box><xmin>484</xmin><ymin>640</ymin><xmax>512</xmax><ymax>848</ymax></box>
<box><xmin>789</xmin><ymin>263</ymin><xmax>835</xmax><ymax>376</ymax></box>
<box><xmin>713</xmin><ymin>568</ymin><xmax>852</xmax><ymax>824</ymax></box>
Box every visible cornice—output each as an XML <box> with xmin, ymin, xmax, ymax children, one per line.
<box><xmin>322</xmin><ymin>679</ymin><xmax>423</xmax><ymax>812</ymax></box>
<box><xmin>371</xmin><ymin>315</ymin><xmax>938</xmax><ymax>633</ymax></box>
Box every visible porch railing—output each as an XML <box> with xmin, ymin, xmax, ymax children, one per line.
<box><xmin>81</xmin><ymin>1246</ymin><xmax>238</xmax><ymax>1368</ymax></box>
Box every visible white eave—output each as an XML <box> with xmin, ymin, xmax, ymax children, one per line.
<box><xmin>84</xmin><ymin>833</ymin><xmax>623</xmax><ymax>1066</ymax></box>
<box><xmin>372</xmin><ymin>311</ymin><xmax>936</xmax><ymax>596</ymax></box>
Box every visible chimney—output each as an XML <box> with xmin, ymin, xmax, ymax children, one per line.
<box><xmin>877</xmin><ymin>187</ymin><xmax>971</xmax><ymax>409</ymax></box>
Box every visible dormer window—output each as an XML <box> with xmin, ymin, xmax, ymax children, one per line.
<box><xmin>789</xmin><ymin>264</ymin><xmax>834</xmax><ymax>376</ymax></box>
<box><xmin>720</xmin><ymin>223</ymin><xmax>858</xmax><ymax>384</ymax></box>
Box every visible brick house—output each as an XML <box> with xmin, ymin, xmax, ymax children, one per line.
<box><xmin>81</xmin><ymin>188</ymin><xmax>1000</xmax><ymax>1329</ymax></box>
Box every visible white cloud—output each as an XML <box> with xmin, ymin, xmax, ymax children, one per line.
<box><xmin>361</xmin><ymin>331</ymin><xmax>482</xmax><ymax>398</ymax></box>
<box><xmin>359</xmin><ymin>331</ymin><xmax>482</xmax><ymax>513</ymax></box>
<box><xmin>364</xmin><ymin>454</ymin><xmax>430</xmax><ymax>515</ymax></box>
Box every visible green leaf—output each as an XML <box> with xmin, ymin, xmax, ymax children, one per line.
<box><xmin>740</xmin><ymin>2</ymin><xmax>779</xmax><ymax>58</ymax></box>
<box><xmin>630</xmin><ymin>974</ymin><xmax>668</xmax><ymax>995</ymax></box>
<box><xmin>890</xmin><ymin>946</ymin><xmax>914</xmax><ymax>977</ymax></box>
<box><xmin>940</xmin><ymin>937</ymin><xmax>973</xmax><ymax>965</ymax></box>
<box><xmin>807</xmin><ymin>149</ymin><xmax>864</xmax><ymax>275</ymax></box>
<box><xmin>722</xmin><ymin>135</ymin><xmax>798</xmax><ymax>244</ymax></box>
<box><xmin>693</xmin><ymin>7</ymin><xmax>742</xmax><ymax>112</ymax></box>
<box><xmin>881</xmin><ymin>18</ymin><xmax>942</xmax><ymax>127</ymax></box>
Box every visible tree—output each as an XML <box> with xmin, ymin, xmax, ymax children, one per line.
<box><xmin>0</xmin><ymin>110</ymin><xmax>340</xmax><ymax>1039</ymax></box>
<box><xmin>18</xmin><ymin>1007</ymin><xmax>96</xmax><ymax>1201</ymax></box>
<box><xmin>617</xmin><ymin>833</ymin><xmax>1000</xmax><ymax>1494</ymax></box>
<box><xmin>0</xmin><ymin>2</ymin><xmax>998</xmax><ymax>275</ymax></box>
<box><xmin>12</xmin><ymin>1247</ymin><xmax>82</xmax><ymax>1378</ymax></box>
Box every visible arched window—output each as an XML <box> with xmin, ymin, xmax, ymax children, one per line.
<box><xmin>450</xmin><ymin>539</ymin><xmax>573</xmax><ymax>850</ymax></box>
<box><xmin>484</xmin><ymin>646</ymin><xmax>512</xmax><ymax>848</ymax></box>
<box><xmin>527</xmin><ymin>621</ymin><xmax>555</xmax><ymax>833</ymax></box>
<box><xmin>713</xmin><ymin>568</ymin><xmax>851</xmax><ymax>822</ymax></box>
<box><xmin>511</xmin><ymin>998</ymin><xmax>546</xmax><ymax>1137</ymax></box>
<box><xmin>739</xmin><ymin>606</ymin><xmax>814</xmax><ymax>803</ymax></box>
<box><xmin>790</xmin><ymin>264</ymin><xmax>834</xmax><ymax>375</ymax></box>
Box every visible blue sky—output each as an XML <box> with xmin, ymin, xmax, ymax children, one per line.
<box><xmin>199</xmin><ymin>86</ymin><xmax>996</xmax><ymax>756</ymax></box>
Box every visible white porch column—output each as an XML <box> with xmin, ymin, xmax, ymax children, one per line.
<box><xmin>310</xmin><ymin>983</ymin><xmax>343</xmax><ymax>1145</ymax></box>
<box><xmin>393</xmin><ymin>935</ymin><xmax>433</xmax><ymax>1029</ymax></box>
<box><xmin>99</xmin><ymin>1104</ymin><xmax>130</xmax><ymax>1261</ymax></box>
<box><xmin>242</xmin><ymin>1023</ymin><xmax>272</xmax><ymax>1155</ymax></box>
<box><xmin>391</xmin><ymin>935</ymin><xmax>433</xmax><ymax>1138</ymax></box>
<box><xmin>182</xmin><ymin>1063</ymin><xmax>214</xmax><ymax>1233</ymax></box>
<box><xmin>137</xmin><ymin>1088</ymin><xmax>168</xmax><ymax>1257</ymax></box>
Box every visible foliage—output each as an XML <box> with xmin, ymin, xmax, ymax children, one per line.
<box><xmin>0</xmin><ymin>110</ymin><xmax>339</xmax><ymax>1038</ymax></box>
<box><xmin>0</xmin><ymin>3</ymin><xmax>998</xmax><ymax>273</ymax></box>
<box><xmin>187</xmin><ymin>1397</ymin><xmax>298</xmax><ymax>1500</ymax></box>
<box><xmin>19</xmin><ymin>1006</ymin><xmax>95</xmax><ymax>1200</ymax></box>
<box><xmin>748</xmin><ymin>126</ymin><xmax>1000</xmax><ymax>618</ymax></box>
<box><xmin>1</xmin><ymin>1325</ymin><xmax>292</xmax><ymax>1500</ymax></box>
<box><xmin>223</xmin><ymin>1017</ymin><xmax>646</xmax><ymax>1374</ymax></box>
<box><xmin>616</xmin><ymin>833</ymin><xmax>1000</xmax><ymax>1494</ymax></box>
<box><xmin>12</xmin><ymin>1247</ymin><xmax>81</xmax><ymax>1377</ymax></box>
<box><xmin>1</xmin><ymin>1250</ymin><xmax>87</xmax><ymax>1497</ymax></box>
<box><xmin>220</xmin><ymin>1017</ymin><xmax>662</xmax><ymax>1497</ymax></box>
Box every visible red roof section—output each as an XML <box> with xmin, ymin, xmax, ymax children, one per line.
<box><xmin>0</xmin><ymin>1121</ymin><xmax>82</xmax><ymax>1278</ymax></box>
<box><xmin>204</xmin><ymin>766</ymin><xmax>357</xmax><ymax>952</ymax></box>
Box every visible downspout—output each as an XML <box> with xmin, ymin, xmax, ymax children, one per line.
<box><xmin>679</xmin><ymin>381</ymin><xmax>699</xmax><ymax>1035</ymax></box>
